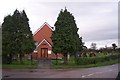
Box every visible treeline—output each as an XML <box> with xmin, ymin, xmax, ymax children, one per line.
<box><xmin>98</xmin><ymin>47</ymin><xmax>120</xmax><ymax>53</ymax></box>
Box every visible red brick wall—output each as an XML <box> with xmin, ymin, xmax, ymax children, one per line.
<box><xmin>37</xmin><ymin>42</ymin><xmax>52</xmax><ymax>59</ymax></box>
<box><xmin>32</xmin><ymin>23</ymin><xmax>63</xmax><ymax>60</ymax></box>
<box><xmin>32</xmin><ymin>52</ymin><xmax>38</xmax><ymax>60</ymax></box>
<box><xmin>33</xmin><ymin>24</ymin><xmax>52</xmax><ymax>45</ymax></box>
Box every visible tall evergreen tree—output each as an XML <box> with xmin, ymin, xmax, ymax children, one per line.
<box><xmin>20</xmin><ymin>10</ymin><xmax>35</xmax><ymax>63</ymax></box>
<box><xmin>2</xmin><ymin>9</ymin><xmax>35</xmax><ymax>64</ymax></box>
<box><xmin>2</xmin><ymin>15</ymin><xmax>17</xmax><ymax>63</ymax></box>
<box><xmin>12</xmin><ymin>9</ymin><xmax>35</xmax><ymax>64</ymax></box>
<box><xmin>51</xmin><ymin>8</ymin><xmax>82</xmax><ymax>64</ymax></box>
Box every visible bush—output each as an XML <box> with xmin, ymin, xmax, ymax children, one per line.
<box><xmin>75</xmin><ymin>53</ymin><xmax>120</xmax><ymax>65</ymax></box>
<box><xmin>75</xmin><ymin>57</ymin><xmax>95</xmax><ymax>65</ymax></box>
<box><xmin>51</xmin><ymin>59</ymin><xmax>64</xmax><ymax>65</ymax></box>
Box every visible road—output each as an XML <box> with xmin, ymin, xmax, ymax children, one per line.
<box><xmin>2</xmin><ymin>63</ymin><xmax>119</xmax><ymax>78</ymax></box>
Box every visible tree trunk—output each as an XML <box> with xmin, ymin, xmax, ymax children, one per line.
<box><xmin>19</xmin><ymin>54</ymin><xmax>23</xmax><ymax>64</ymax></box>
<box><xmin>56</xmin><ymin>53</ymin><xmax>58</xmax><ymax>65</ymax></box>
<box><xmin>8</xmin><ymin>54</ymin><xmax>12</xmax><ymax>64</ymax></box>
<box><xmin>9</xmin><ymin>54</ymin><xmax>13</xmax><ymax>64</ymax></box>
<box><xmin>31</xmin><ymin>54</ymin><xmax>33</xmax><ymax>65</ymax></box>
<box><xmin>63</xmin><ymin>54</ymin><xmax>68</xmax><ymax>64</ymax></box>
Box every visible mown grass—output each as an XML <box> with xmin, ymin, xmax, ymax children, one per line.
<box><xmin>2</xmin><ymin>60</ymin><xmax>37</xmax><ymax>69</ymax></box>
<box><xmin>50</xmin><ymin>58</ymin><xmax>120</xmax><ymax>69</ymax></box>
<box><xmin>50</xmin><ymin>53</ymin><xmax>120</xmax><ymax>69</ymax></box>
<box><xmin>2</xmin><ymin>64</ymin><xmax>37</xmax><ymax>69</ymax></box>
<box><xmin>2</xmin><ymin>52</ymin><xmax>120</xmax><ymax>69</ymax></box>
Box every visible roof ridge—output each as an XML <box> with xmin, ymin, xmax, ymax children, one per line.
<box><xmin>33</xmin><ymin>22</ymin><xmax>54</xmax><ymax>36</ymax></box>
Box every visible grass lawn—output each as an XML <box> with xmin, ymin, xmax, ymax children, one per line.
<box><xmin>50</xmin><ymin>52</ymin><xmax>120</xmax><ymax>69</ymax></box>
<box><xmin>2</xmin><ymin>52</ymin><xmax>120</xmax><ymax>69</ymax></box>
<box><xmin>2</xmin><ymin>64</ymin><xmax>37</xmax><ymax>69</ymax></box>
<box><xmin>2</xmin><ymin>60</ymin><xmax>37</xmax><ymax>69</ymax></box>
<box><xmin>50</xmin><ymin>58</ymin><xmax>120</xmax><ymax>69</ymax></box>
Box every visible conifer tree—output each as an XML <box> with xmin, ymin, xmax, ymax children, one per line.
<box><xmin>2</xmin><ymin>9</ymin><xmax>35</xmax><ymax>64</ymax></box>
<box><xmin>20</xmin><ymin>10</ymin><xmax>35</xmax><ymax>63</ymax></box>
<box><xmin>12</xmin><ymin>9</ymin><xmax>35</xmax><ymax>64</ymax></box>
<box><xmin>51</xmin><ymin>8</ymin><xmax>83</xmax><ymax>64</ymax></box>
<box><xmin>2</xmin><ymin>15</ymin><xmax>16</xmax><ymax>64</ymax></box>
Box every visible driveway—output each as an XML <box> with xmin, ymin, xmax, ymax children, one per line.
<box><xmin>2</xmin><ymin>63</ymin><xmax>119</xmax><ymax>78</ymax></box>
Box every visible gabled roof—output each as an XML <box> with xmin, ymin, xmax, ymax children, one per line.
<box><xmin>37</xmin><ymin>39</ymin><xmax>52</xmax><ymax>48</ymax></box>
<box><xmin>33</xmin><ymin>22</ymin><xmax>54</xmax><ymax>36</ymax></box>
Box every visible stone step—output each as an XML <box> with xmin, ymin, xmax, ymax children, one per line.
<box><xmin>37</xmin><ymin>59</ymin><xmax>53</xmax><ymax>69</ymax></box>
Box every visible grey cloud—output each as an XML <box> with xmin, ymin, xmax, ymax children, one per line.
<box><xmin>81</xmin><ymin>25</ymin><xmax>118</xmax><ymax>42</ymax></box>
<box><xmin>0</xmin><ymin>1</ymin><xmax>118</xmax><ymax>48</ymax></box>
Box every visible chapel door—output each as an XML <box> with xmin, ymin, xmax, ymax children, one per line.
<box><xmin>41</xmin><ymin>48</ymin><xmax>48</xmax><ymax>59</ymax></box>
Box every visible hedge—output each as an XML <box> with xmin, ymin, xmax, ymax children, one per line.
<box><xmin>75</xmin><ymin>53</ymin><xmax>120</xmax><ymax>65</ymax></box>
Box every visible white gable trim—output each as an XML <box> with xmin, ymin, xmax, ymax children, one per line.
<box><xmin>33</xmin><ymin>22</ymin><xmax>54</xmax><ymax>36</ymax></box>
<box><xmin>37</xmin><ymin>39</ymin><xmax>52</xmax><ymax>48</ymax></box>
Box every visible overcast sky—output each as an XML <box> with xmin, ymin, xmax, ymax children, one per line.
<box><xmin>0</xmin><ymin>0</ymin><xmax>118</xmax><ymax>49</ymax></box>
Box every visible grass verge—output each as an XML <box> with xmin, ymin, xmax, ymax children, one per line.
<box><xmin>2</xmin><ymin>64</ymin><xmax>37</xmax><ymax>69</ymax></box>
<box><xmin>50</xmin><ymin>59</ymin><xmax>120</xmax><ymax>69</ymax></box>
<box><xmin>2</xmin><ymin>60</ymin><xmax>37</xmax><ymax>69</ymax></box>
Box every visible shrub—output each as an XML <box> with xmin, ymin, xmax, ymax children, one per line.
<box><xmin>75</xmin><ymin>53</ymin><xmax>120</xmax><ymax>65</ymax></box>
<box><xmin>51</xmin><ymin>59</ymin><xmax>64</xmax><ymax>65</ymax></box>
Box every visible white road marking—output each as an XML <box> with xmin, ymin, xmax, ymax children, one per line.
<box><xmin>87</xmin><ymin>73</ymin><xmax>94</xmax><ymax>76</ymax></box>
<box><xmin>81</xmin><ymin>69</ymin><xmax>117</xmax><ymax>78</ymax></box>
<box><xmin>108</xmin><ymin>70</ymin><xmax>113</xmax><ymax>71</ymax></box>
<box><xmin>81</xmin><ymin>75</ymin><xmax>85</xmax><ymax>78</ymax></box>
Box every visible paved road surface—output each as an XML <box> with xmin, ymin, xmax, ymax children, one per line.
<box><xmin>2</xmin><ymin>63</ymin><xmax>119</xmax><ymax>78</ymax></box>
